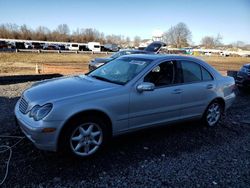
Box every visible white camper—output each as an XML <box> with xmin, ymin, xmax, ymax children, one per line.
<box><xmin>67</xmin><ymin>43</ymin><xmax>79</xmax><ymax>51</ymax></box>
<box><xmin>88</xmin><ymin>42</ymin><xmax>101</xmax><ymax>52</ymax></box>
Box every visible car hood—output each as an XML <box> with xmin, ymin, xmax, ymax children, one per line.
<box><xmin>23</xmin><ymin>75</ymin><xmax>116</xmax><ymax>103</ymax></box>
<box><xmin>92</xmin><ymin>57</ymin><xmax>113</xmax><ymax>64</ymax></box>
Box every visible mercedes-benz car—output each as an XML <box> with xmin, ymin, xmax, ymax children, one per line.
<box><xmin>15</xmin><ymin>55</ymin><xmax>236</xmax><ymax>158</ymax></box>
<box><xmin>88</xmin><ymin>41</ymin><xmax>166</xmax><ymax>71</ymax></box>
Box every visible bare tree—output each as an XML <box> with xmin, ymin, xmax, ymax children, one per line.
<box><xmin>232</xmin><ymin>41</ymin><xmax>245</xmax><ymax>48</ymax></box>
<box><xmin>34</xmin><ymin>26</ymin><xmax>50</xmax><ymax>41</ymax></box>
<box><xmin>201</xmin><ymin>36</ymin><xmax>215</xmax><ymax>48</ymax></box>
<box><xmin>133</xmin><ymin>36</ymin><xmax>141</xmax><ymax>47</ymax></box>
<box><xmin>0</xmin><ymin>24</ymin><xmax>9</xmax><ymax>38</ymax></box>
<box><xmin>51</xmin><ymin>24</ymin><xmax>71</xmax><ymax>41</ymax></box>
<box><xmin>201</xmin><ymin>34</ymin><xmax>223</xmax><ymax>48</ymax></box>
<box><xmin>165</xmin><ymin>22</ymin><xmax>192</xmax><ymax>48</ymax></box>
<box><xmin>1</xmin><ymin>23</ymin><xmax>20</xmax><ymax>39</ymax></box>
<box><xmin>56</xmin><ymin>24</ymin><xmax>70</xmax><ymax>35</ymax></box>
<box><xmin>215</xmin><ymin>33</ymin><xmax>223</xmax><ymax>47</ymax></box>
<box><xmin>20</xmin><ymin>24</ymin><xmax>32</xmax><ymax>40</ymax></box>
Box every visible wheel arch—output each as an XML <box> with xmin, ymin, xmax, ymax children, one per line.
<box><xmin>204</xmin><ymin>97</ymin><xmax>226</xmax><ymax>115</ymax></box>
<box><xmin>57</xmin><ymin>109</ymin><xmax>113</xmax><ymax>151</ymax></box>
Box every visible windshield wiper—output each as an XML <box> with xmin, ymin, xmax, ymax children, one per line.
<box><xmin>90</xmin><ymin>75</ymin><xmax>124</xmax><ymax>85</ymax></box>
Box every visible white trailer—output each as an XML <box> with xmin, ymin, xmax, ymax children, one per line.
<box><xmin>67</xmin><ymin>43</ymin><xmax>79</xmax><ymax>51</ymax></box>
<box><xmin>88</xmin><ymin>42</ymin><xmax>101</xmax><ymax>52</ymax></box>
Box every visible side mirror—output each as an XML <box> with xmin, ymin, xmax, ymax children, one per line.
<box><xmin>136</xmin><ymin>82</ymin><xmax>155</xmax><ymax>92</ymax></box>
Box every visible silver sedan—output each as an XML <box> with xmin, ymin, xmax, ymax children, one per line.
<box><xmin>15</xmin><ymin>54</ymin><xmax>236</xmax><ymax>158</ymax></box>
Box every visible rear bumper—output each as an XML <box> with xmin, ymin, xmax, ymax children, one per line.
<box><xmin>224</xmin><ymin>92</ymin><xmax>236</xmax><ymax>110</ymax></box>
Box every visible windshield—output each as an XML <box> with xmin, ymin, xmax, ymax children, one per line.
<box><xmin>88</xmin><ymin>57</ymin><xmax>152</xmax><ymax>85</ymax></box>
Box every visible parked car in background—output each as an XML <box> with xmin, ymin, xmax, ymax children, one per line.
<box><xmin>43</xmin><ymin>44</ymin><xmax>59</xmax><ymax>50</ymax></box>
<box><xmin>24</xmin><ymin>42</ymin><xmax>32</xmax><ymax>49</ymax></box>
<box><xmin>236</xmin><ymin>64</ymin><xmax>250</xmax><ymax>89</ymax></box>
<box><xmin>15</xmin><ymin>42</ymin><xmax>25</xmax><ymax>49</ymax></box>
<box><xmin>58</xmin><ymin>44</ymin><xmax>66</xmax><ymax>50</ymax></box>
<box><xmin>79</xmin><ymin>44</ymin><xmax>90</xmax><ymax>51</ymax></box>
<box><xmin>88</xmin><ymin>41</ymin><xmax>166</xmax><ymax>71</ymax></box>
<box><xmin>220</xmin><ymin>51</ymin><xmax>230</xmax><ymax>57</ymax></box>
<box><xmin>7</xmin><ymin>42</ymin><xmax>16</xmax><ymax>49</ymax></box>
<box><xmin>15</xmin><ymin>54</ymin><xmax>235</xmax><ymax>158</ymax></box>
<box><xmin>32</xmin><ymin>42</ymin><xmax>42</xmax><ymax>49</ymax></box>
<box><xmin>0</xmin><ymin>40</ymin><xmax>8</xmax><ymax>49</ymax></box>
<box><xmin>102</xmin><ymin>44</ymin><xmax>119</xmax><ymax>52</ymax></box>
<box><xmin>89</xmin><ymin>49</ymin><xmax>148</xmax><ymax>71</ymax></box>
<box><xmin>205</xmin><ymin>52</ymin><xmax>212</xmax><ymax>56</ymax></box>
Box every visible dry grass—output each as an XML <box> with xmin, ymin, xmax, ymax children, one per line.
<box><xmin>0</xmin><ymin>52</ymin><xmax>108</xmax><ymax>75</ymax></box>
<box><xmin>200</xmin><ymin>56</ymin><xmax>250</xmax><ymax>71</ymax></box>
<box><xmin>0</xmin><ymin>52</ymin><xmax>249</xmax><ymax>76</ymax></box>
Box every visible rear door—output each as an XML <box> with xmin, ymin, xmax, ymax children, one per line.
<box><xmin>178</xmin><ymin>60</ymin><xmax>215</xmax><ymax>119</ymax></box>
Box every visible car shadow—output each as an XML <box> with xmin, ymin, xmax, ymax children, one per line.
<box><xmin>0</xmin><ymin>74</ymin><xmax>63</xmax><ymax>85</ymax></box>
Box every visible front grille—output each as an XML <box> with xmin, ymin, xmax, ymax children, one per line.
<box><xmin>19</xmin><ymin>97</ymin><xmax>28</xmax><ymax>114</ymax></box>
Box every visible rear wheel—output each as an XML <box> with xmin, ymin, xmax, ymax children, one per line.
<box><xmin>203</xmin><ymin>101</ymin><xmax>223</xmax><ymax>127</ymax></box>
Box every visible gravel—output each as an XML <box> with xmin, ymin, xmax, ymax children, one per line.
<box><xmin>0</xmin><ymin>81</ymin><xmax>250</xmax><ymax>187</ymax></box>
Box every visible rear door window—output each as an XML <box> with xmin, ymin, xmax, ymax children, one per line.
<box><xmin>201</xmin><ymin>67</ymin><xmax>213</xmax><ymax>81</ymax></box>
<box><xmin>181</xmin><ymin>61</ymin><xmax>202</xmax><ymax>83</ymax></box>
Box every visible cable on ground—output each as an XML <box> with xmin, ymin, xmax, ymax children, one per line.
<box><xmin>0</xmin><ymin>135</ymin><xmax>25</xmax><ymax>186</ymax></box>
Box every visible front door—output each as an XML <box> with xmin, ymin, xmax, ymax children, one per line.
<box><xmin>129</xmin><ymin>60</ymin><xmax>182</xmax><ymax>129</ymax></box>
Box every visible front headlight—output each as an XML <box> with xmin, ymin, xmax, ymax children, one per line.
<box><xmin>29</xmin><ymin>103</ymin><xmax>53</xmax><ymax>121</ymax></box>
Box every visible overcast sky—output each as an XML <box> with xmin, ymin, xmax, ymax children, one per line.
<box><xmin>0</xmin><ymin>0</ymin><xmax>249</xmax><ymax>44</ymax></box>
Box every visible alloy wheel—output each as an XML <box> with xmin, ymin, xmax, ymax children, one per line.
<box><xmin>70</xmin><ymin>123</ymin><xmax>103</xmax><ymax>156</ymax></box>
<box><xmin>206</xmin><ymin>103</ymin><xmax>221</xmax><ymax>126</ymax></box>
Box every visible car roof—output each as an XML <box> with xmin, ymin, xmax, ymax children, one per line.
<box><xmin>121</xmin><ymin>54</ymin><xmax>222</xmax><ymax>79</ymax></box>
<box><xmin>120</xmin><ymin>54</ymin><xmax>204</xmax><ymax>62</ymax></box>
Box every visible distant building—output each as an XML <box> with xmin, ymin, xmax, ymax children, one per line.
<box><xmin>152</xmin><ymin>29</ymin><xmax>164</xmax><ymax>41</ymax></box>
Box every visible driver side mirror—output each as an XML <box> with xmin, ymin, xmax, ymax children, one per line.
<box><xmin>136</xmin><ymin>82</ymin><xmax>155</xmax><ymax>92</ymax></box>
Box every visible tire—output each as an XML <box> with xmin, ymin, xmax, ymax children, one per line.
<box><xmin>59</xmin><ymin>116</ymin><xmax>108</xmax><ymax>158</ymax></box>
<box><xmin>203</xmin><ymin>101</ymin><xmax>223</xmax><ymax>127</ymax></box>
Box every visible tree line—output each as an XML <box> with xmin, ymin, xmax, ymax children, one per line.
<box><xmin>0</xmin><ymin>23</ymin><xmax>134</xmax><ymax>47</ymax></box>
<box><xmin>0</xmin><ymin>23</ymin><xmax>248</xmax><ymax>49</ymax></box>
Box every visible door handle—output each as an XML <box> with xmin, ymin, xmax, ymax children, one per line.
<box><xmin>172</xmin><ymin>89</ymin><xmax>183</xmax><ymax>94</ymax></box>
<box><xmin>206</xmin><ymin>84</ymin><xmax>214</xmax><ymax>89</ymax></box>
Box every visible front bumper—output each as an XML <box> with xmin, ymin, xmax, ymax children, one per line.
<box><xmin>15</xmin><ymin>100</ymin><xmax>63</xmax><ymax>152</ymax></box>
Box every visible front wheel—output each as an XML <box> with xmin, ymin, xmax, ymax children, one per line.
<box><xmin>203</xmin><ymin>101</ymin><xmax>223</xmax><ymax>127</ymax></box>
<box><xmin>60</xmin><ymin>116</ymin><xmax>108</xmax><ymax>158</ymax></box>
